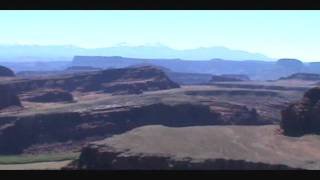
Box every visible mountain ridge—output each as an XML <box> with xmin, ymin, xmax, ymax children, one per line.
<box><xmin>0</xmin><ymin>44</ymin><xmax>274</xmax><ymax>61</ymax></box>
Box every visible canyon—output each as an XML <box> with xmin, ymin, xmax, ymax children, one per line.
<box><xmin>0</xmin><ymin>64</ymin><xmax>319</xmax><ymax>170</ymax></box>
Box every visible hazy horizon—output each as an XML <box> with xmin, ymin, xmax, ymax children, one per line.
<box><xmin>0</xmin><ymin>43</ymin><xmax>276</xmax><ymax>61</ymax></box>
<box><xmin>0</xmin><ymin>10</ymin><xmax>319</xmax><ymax>61</ymax></box>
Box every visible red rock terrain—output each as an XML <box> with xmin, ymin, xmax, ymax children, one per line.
<box><xmin>0</xmin><ymin>76</ymin><xmax>308</xmax><ymax>156</ymax></box>
<box><xmin>0</xmin><ymin>66</ymin><xmax>180</xmax><ymax>95</ymax></box>
<box><xmin>0</xmin><ymin>65</ymin><xmax>15</xmax><ymax>77</ymax></box>
<box><xmin>279</xmin><ymin>73</ymin><xmax>320</xmax><ymax>81</ymax></box>
<box><xmin>210</xmin><ymin>75</ymin><xmax>246</xmax><ymax>82</ymax></box>
<box><xmin>0</xmin><ymin>84</ymin><xmax>21</xmax><ymax>110</ymax></box>
<box><xmin>0</xmin><ymin>65</ymin><xmax>318</xmax><ymax>170</ymax></box>
<box><xmin>281</xmin><ymin>86</ymin><xmax>320</xmax><ymax>136</ymax></box>
<box><xmin>0</xmin><ymin>99</ymin><xmax>263</xmax><ymax>154</ymax></box>
<box><xmin>66</xmin><ymin>125</ymin><xmax>320</xmax><ymax>170</ymax></box>
<box><xmin>20</xmin><ymin>88</ymin><xmax>74</xmax><ymax>103</ymax></box>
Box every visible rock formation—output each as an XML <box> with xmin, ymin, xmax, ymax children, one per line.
<box><xmin>281</xmin><ymin>86</ymin><xmax>320</xmax><ymax>136</ymax></box>
<box><xmin>0</xmin><ymin>102</ymin><xmax>263</xmax><ymax>154</ymax></box>
<box><xmin>0</xmin><ymin>84</ymin><xmax>21</xmax><ymax>109</ymax></box>
<box><xmin>276</xmin><ymin>59</ymin><xmax>303</xmax><ymax>70</ymax></box>
<box><xmin>0</xmin><ymin>65</ymin><xmax>15</xmax><ymax>77</ymax></box>
<box><xmin>66</xmin><ymin>125</ymin><xmax>312</xmax><ymax>170</ymax></box>
<box><xmin>65</xmin><ymin>66</ymin><xmax>103</xmax><ymax>72</ymax></box>
<box><xmin>20</xmin><ymin>89</ymin><xmax>74</xmax><ymax>103</ymax></box>
<box><xmin>2</xmin><ymin>66</ymin><xmax>180</xmax><ymax>95</ymax></box>
<box><xmin>279</xmin><ymin>73</ymin><xmax>320</xmax><ymax>81</ymax></box>
<box><xmin>220</xmin><ymin>74</ymin><xmax>250</xmax><ymax>81</ymax></box>
<box><xmin>129</xmin><ymin>64</ymin><xmax>214</xmax><ymax>85</ymax></box>
<box><xmin>210</xmin><ymin>75</ymin><xmax>248</xmax><ymax>82</ymax></box>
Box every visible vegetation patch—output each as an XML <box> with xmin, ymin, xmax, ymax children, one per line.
<box><xmin>0</xmin><ymin>152</ymin><xmax>80</xmax><ymax>164</ymax></box>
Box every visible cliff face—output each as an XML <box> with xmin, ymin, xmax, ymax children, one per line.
<box><xmin>0</xmin><ymin>65</ymin><xmax>15</xmax><ymax>77</ymax></box>
<box><xmin>0</xmin><ymin>102</ymin><xmax>262</xmax><ymax>154</ymax></box>
<box><xmin>279</xmin><ymin>73</ymin><xmax>320</xmax><ymax>81</ymax></box>
<box><xmin>210</xmin><ymin>75</ymin><xmax>245</xmax><ymax>82</ymax></box>
<box><xmin>220</xmin><ymin>74</ymin><xmax>250</xmax><ymax>81</ymax></box>
<box><xmin>66</xmin><ymin>125</ymin><xmax>313</xmax><ymax>170</ymax></box>
<box><xmin>0</xmin><ymin>84</ymin><xmax>21</xmax><ymax>109</ymax></box>
<box><xmin>0</xmin><ymin>112</ymin><xmax>82</xmax><ymax>154</ymax></box>
<box><xmin>281</xmin><ymin>87</ymin><xmax>320</xmax><ymax>136</ymax></box>
<box><xmin>276</xmin><ymin>59</ymin><xmax>304</xmax><ymax>70</ymax></box>
<box><xmin>20</xmin><ymin>89</ymin><xmax>74</xmax><ymax>103</ymax></box>
<box><xmin>2</xmin><ymin>66</ymin><xmax>180</xmax><ymax>95</ymax></box>
<box><xmin>71</xmin><ymin>145</ymin><xmax>298</xmax><ymax>170</ymax></box>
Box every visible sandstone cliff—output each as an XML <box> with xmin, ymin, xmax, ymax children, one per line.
<box><xmin>0</xmin><ymin>65</ymin><xmax>15</xmax><ymax>77</ymax></box>
<box><xmin>1</xmin><ymin>66</ymin><xmax>180</xmax><ymax>95</ymax></box>
<box><xmin>0</xmin><ymin>84</ymin><xmax>21</xmax><ymax>109</ymax></box>
<box><xmin>281</xmin><ymin>86</ymin><xmax>320</xmax><ymax>136</ymax></box>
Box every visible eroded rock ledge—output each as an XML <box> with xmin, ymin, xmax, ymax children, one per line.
<box><xmin>281</xmin><ymin>86</ymin><xmax>320</xmax><ymax>136</ymax></box>
<box><xmin>66</xmin><ymin>125</ymin><xmax>315</xmax><ymax>170</ymax></box>
<box><xmin>1</xmin><ymin>66</ymin><xmax>180</xmax><ymax>95</ymax></box>
<box><xmin>0</xmin><ymin>84</ymin><xmax>21</xmax><ymax>109</ymax></box>
<box><xmin>0</xmin><ymin>65</ymin><xmax>15</xmax><ymax>77</ymax></box>
<box><xmin>20</xmin><ymin>88</ymin><xmax>74</xmax><ymax>103</ymax></box>
<box><xmin>0</xmin><ymin>102</ymin><xmax>263</xmax><ymax>154</ymax></box>
<box><xmin>69</xmin><ymin>145</ymin><xmax>298</xmax><ymax>170</ymax></box>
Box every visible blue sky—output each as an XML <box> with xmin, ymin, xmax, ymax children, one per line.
<box><xmin>0</xmin><ymin>10</ymin><xmax>319</xmax><ymax>61</ymax></box>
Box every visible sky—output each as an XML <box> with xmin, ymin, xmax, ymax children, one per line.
<box><xmin>0</xmin><ymin>10</ymin><xmax>319</xmax><ymax>61</ymax></box>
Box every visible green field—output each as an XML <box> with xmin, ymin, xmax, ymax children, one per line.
<box><xmin>0</xmin><ymin>152</ymin><xmax>80</xmax><ymax>165</ymax></box>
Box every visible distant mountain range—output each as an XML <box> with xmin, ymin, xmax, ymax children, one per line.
<box><xmin>73</xmin><ymin>56</ymin><xmax>320</xmax><ymax>80</ymax></box>
<box><xmin>0</xmin><ymin>44</ymin><xmax>274</xmax><ymax>61</ymax></box>
<box><xmin>4</xmin><ymin>44</ymin><xmax>320</xmax><ymax>81</ymax></box>
<box><xmin>2</xmin><ymin>55</ymin><xmax>320</xmax><ymax>80</ymax></box>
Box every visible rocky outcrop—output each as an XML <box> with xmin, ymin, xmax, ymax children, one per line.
<box><xmin>0</xmin><ymin>112</ymin><xmax>83</xmax><ymax>154</ymax></box>
<box><xmin>166</xmin><ymin>72</ymin><xmax>213</xmax><ymax>85</ymax></box>
<box><xmin>208</xmin><ymin>82</ymin><xmax>308</xmax><ymax>91</ymax></box>
<box><xmin>279</xmin><ymin>73</ymin><xmax>320</xmax><ymax>81</ymax></box>
<box><xmin>185</xmin><ymin>90</ymin><xmax>279</xmax><ymax>97</ymax></box>
<box><xmin>69</xmin><ymin>146</ymin><xmax>298</xmax><ymax>170</ymax></box>
<box><xmin>0</xmin><ymin>84</ymin><xmax>21</xmax><ymax>109</ymax></box>
<box><xmin>129</xmin><ymin>64</ymin><xmax>213</xmax><ymax>85</ymax></box>
<box><xmin>65</xmin><ymin>66</ymin><xmax>103</xmax><ymax>72</ymax></box>
<box><xmin>0</xmin><ymin>102</ymin><xmax>263</xmax><ymax>154</ymax></box>
<box><xmin>0</xmin><ymin>65</ymin><xmax>15</xmax><ymax>77</ymax></box>
<box><xmin>2</xmin><ymin>66</ymin><xmax>180</xmax><ymax>95</ymax></box>
<box><xmin>16</xmin><ymin>66</ymin><xmax>103</xmax><ymax>77</ymax></box>
<box><xmin>277</xmin><ymin>59</ymin><xmax>304</xmax><ymax>70</ymax></box>
<box><xmin>220</xmin><ymin>74</ymin><xmax>250</xmax><ymax>81</ymax></box>
<box><xmin>16</xmin><ymin>71</ymin><xmax>65</xmax><ymax>77</ymax></box>
<box><xmin>20</xmin><ymin>89</ymin><xmax>74</xmax><ymax>103</ymax></box>
<box><xmin>210</xmin><ymin>75</ymin><xmax>247</xmax><ymax>82</ymax></box>
<box><xmin>66</xmin><ymin>125</ymin><xmax>313</xmax><ymax>170</ymax></box>
<box><xmin>281</xmin><ymin>86</ymin><xmax>320</xmax><ymax>136</ymax></box>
